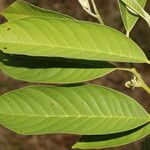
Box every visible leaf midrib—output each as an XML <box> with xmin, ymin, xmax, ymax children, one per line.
<box><xmin>0</xmin><ymin>113</ymin><xmax>149</xmax><ymax>120</ymax></box>
<box><xmin>0</xmin><ymin>41</ymin><xmax>144</xmax><ymax>61</ymax></box>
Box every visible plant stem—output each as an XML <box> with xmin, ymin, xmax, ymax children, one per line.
<box><xmin>145</xmin><ymin>12</ymin><xmax>150</xmax><ymax>28</ymax></box>
<box><xmin>126</xmin><ymin>31</ymin><xmax>130</xmax><ymax>37</ymax></box>
<box><xmin>90</xmin><ymin>0</ymin><xmax>104</xmax><ymax>24</ymax></box>
<box><xmin>117</xmin><ymin>68</ymin><xmax>150</xmax><ymax>94</ymax></box>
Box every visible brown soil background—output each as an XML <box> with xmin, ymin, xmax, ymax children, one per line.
<box><xmin>0</xmin><ymin>0</ymin><xmax>150</xmax><ymax>150</ymax></box>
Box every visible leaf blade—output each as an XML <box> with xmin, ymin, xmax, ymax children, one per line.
<box><xmin>1</xmin><ymin>0</ymin><xmax>74</xmax><ymax>21</ymax></box>
<box><xmin>0</xmin><ymin>84</ymin><xmax>149</xmax><ymax>135</ymax></box>
<box><xmin>73</xmin><ymin>123</ymin><xmax>150</xmax><ymax>149</ymax></box>
<box><xmin>0</xmin><ymin>52</ymin><xmax>115</xmax><ymax>83</ymax></box>
<box><xmin>0</xmin><ymin>17</ymin><xmax>148</xmax><ymax>63</ymax></box>
<box><xmin>118</xmin><ymin>0</ymin><xmax>147</xmax><ymax>32</ymax></box>
<box><xmin>121</xmin><ymin>0</ymin><xmax>150</xmax><ymax>27</ymax></box>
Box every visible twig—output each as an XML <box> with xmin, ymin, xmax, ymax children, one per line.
<box><xmin>90</xmin><ymin>0</ymin><xmax>104</xmax><ymax>24</ymax></box>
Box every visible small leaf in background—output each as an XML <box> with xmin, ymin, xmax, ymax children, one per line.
<box><xmin>120</xmin><ymin>0</ymin><xmax>150</xmax><ymax>27</ymax></box>
<box><xmin>118</xmin><ymin>0</ymin><xmax>147</xmax><ymax>34</ymax></box>
<box><xmin>0</xmin><ymin>51</ymin><xmax>115</xmax><ymax>83</ymax></box>
<box><xmin>73</xmin><ymin>123</ymin><xmax>150</xmax><ymax>149</ymax></box>
<box><xmin>1</xmin><ymin>0</ymin><xmax>74</xmax><ymax>21</ymax></box>
<box><xmin>0</xmin><ymin>85</ymin><xmax>149</xmax><ymax>135</ymax></box>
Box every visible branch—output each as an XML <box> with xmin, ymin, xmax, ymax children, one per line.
<box><xmin>90</xmin><ymin>0</ymin><xmax>104</xmax><ymax>24</ymax></box>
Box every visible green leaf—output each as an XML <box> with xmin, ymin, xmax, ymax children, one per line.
<box><xmin>0</xmin><ymin>17</ymin><xmax>148</xmax><ymax>63</ymax></box>
<box><xmin>1</xmin><ymin>0</ymin><xmax>74</xmax><ymax>21</ymax></box>
<box><xmin>118</xmin><ymin>0</ymin><xmax>147</xmax><ymax>33</ymax></box>
<box><xmin>0</xmin><ymin>51</ymin><xmax>115</xmax><ymax>83</ymax></box>
<box><xmin>73</xmin><ymin>123</ymin><xmax>150</xmax><ymax>149</ymax></box>
<box><xmin>0</xmin><ymin>84</ymin><xmax>149</xmax><ymax>135</ymax></box>
<box><xmin>121</xmin><ymin>0</ymin><xmax>150</xmax><ymax>27</ymax></box>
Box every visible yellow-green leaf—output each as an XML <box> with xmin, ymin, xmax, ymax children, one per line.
<box><xmin>0</xmin><ymin>85</ymin><xmax>149</xmax><ymax>135</ymax></box>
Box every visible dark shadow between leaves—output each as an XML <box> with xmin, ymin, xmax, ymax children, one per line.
<box><xmin>0</xmin><ymin>50</ymin><xmax>115</xmax><ymax>69</ymax></box>
<box><xmin>79</xmin><ymin>122</ymin><xmax>149</xmax><ymax>142</ymax></box>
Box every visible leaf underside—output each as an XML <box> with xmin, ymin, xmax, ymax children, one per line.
<box><xmin>0</xmin><ymin>52</ymin><xmax>115</xmax><ymax>83</ymax></box>
<box><xmin>0</xmin><ymin>85</ymin><xmax>149</xmax><ymax>135</ymax></box>
<box><xmin>73</xmin><ymin>123</ymin><xmax>150</xmax><ymax>149</ymax></box>
<box><xmin>0</xmin><ymin>0</ymin><xmax>116</xmax><ymax>83</ymax></box>
<box><xmin>0</xmin><ymin>1</ymin><xmax>149</xmax><ymax>148</ymax></box>
<box><xmin>0</xmin><ymin>17</ymin><xmax>148</xmax><ymax>63</ymax></box>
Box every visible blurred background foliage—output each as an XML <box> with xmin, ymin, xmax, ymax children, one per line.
<box><xmin>0</xmin><ymin>0</ymin><xmax>150</xmax><ymax>150</ymax></box>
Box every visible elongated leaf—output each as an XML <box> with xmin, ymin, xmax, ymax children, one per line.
<box><xmin>0</xmin><ymin>85</ymin><xmax>149</xmax><ymax>135</ymax></box>
<box><xmin>1</xmin><ymin>0</ymin><xmax>74</xmax><ymax>21</ymax></box>
<box><xmin>0</xmin><ymin>52</ymin><xmax>115</xmax><ymax>83</ymax></box>
<box><xmin>118</xmin><ymin>0</ymin><xmax>147</xmax><ymax>32</ymax></box>
<box><xmin>0</xmin><ymin>17</ymin><xmax>148</xmax><ymax>63</ymax></box>
<box><xmin>121</xmin><ymin>0</ymin><xmax>150</xmax><ymax>27</ymax></box>
<box><xmin>73</xmin><ymin>123</ymin><xmax>150</xmax><ymax>149</ymax></box>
